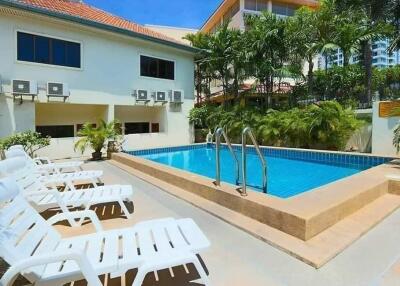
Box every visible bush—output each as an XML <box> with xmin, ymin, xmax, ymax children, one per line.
<box><xmin>0</xmin><ymin>131</ymin><xmax>51</xmax><ymax>157</ymax></box>
<box><xmin>189</xmin><ymin>101</ymin><xmax>362</xmax><ymax>150</ymax></box>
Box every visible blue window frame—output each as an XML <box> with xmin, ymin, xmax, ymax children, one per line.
<box><xmin>17</xmin><ymin>32</ymin><xmax>81</xmax><ymax>68</ymax></box>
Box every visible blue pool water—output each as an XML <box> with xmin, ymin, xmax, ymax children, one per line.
<box><xmin>129</xmin><ymin>145</ymin><xmax>391</xmax><ymax>198</ymax></box>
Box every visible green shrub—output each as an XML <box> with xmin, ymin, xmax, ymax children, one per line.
<box><xmin>0</xmin><ymin>131</ymin><xmax>51</xmax><ymax>157</ymax></box>
<box><xmin>189</xmin><ymin>101</ymin><xmax>362</xmax><ymax>150</ymax></box>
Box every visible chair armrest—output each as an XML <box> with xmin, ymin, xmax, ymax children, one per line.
<box><xmin>34</xmin><ymin>157</ymin><xmax>52</xmax><ymax>165</ymax></box>
<box><xmin>47</xmin><ymin>210</ymin><xmax>103</xmax><ymax>232</ymax></box>
<box><xmin>0</xmin><ymin>250</ymin><xmax>103</xmax><ymax>286</ymax></box>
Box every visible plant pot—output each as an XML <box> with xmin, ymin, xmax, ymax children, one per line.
<box><xmin>107</xmin><ymin>141</ymin><xmax>118</xmax><ymax>159</ymax></box>
<box><xmin>91</xmin><ymin>151</ymin><xmax>103</xmax><ymax>161</ymax></box>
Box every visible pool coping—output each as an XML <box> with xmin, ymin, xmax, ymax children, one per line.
<box><xmin>109</xmin><ymin>155</ymin><xmax>400</xmax><ymax>268</ymax></box>
<box><xmin>116</xmin><ymin>146</ymin><xmax>398</xmax><ymax>240</ymax></box>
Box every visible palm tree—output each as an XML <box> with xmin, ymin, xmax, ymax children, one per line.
<box><xmin>335</xmin><ymin>0</ymin><xmax>393</xmax><ymax>103</ymax></box>
<box><xmin>244</xmin><ymin>11</ymin><xmax>289</xmax><ymax>109</ymax></box>
<box><xmin>287</xmin><ymin>5</ymin><xmax>336</xmax><ymax>95</ymax></box>
<box><xmin>74</xmin><ymin>120</ymin><xmax>121</xmax><ymax>160</ymax></box>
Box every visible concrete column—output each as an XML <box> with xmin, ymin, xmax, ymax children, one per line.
<box><xmin>240</xmin><ymin>0</ymin><xmax>245</xmax><ymax>10</ymax></box>
<box><xmin>268</xmin><ymin>0</ymin><xmax>272</xmax><ymax>12</ymax></box>
<box><xmin>106</xmin><ymin>104</ymin><xmax>115</xmax><ymax>123</ymax></box>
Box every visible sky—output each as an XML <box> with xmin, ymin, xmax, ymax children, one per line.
<box><xmin>84</xmin><ymin>0</ymin><xmax>222</xmax><ymax>30</ymax></box>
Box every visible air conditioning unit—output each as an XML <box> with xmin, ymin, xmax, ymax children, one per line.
<box><xmin>133</xmin><ymin>89</ymin><xmax>150</xmax><ymax>104</ymax></box>
<box><xmin>12</xmin><ymin>79</ymin><xmax>38</xmax><ymax>103</ymax></box>
<box><xmin>47</xmin><ymin>82</ymin><xmax>70</xmax><ymax>102</ymax></box>
<box><xmin>169</xmin><ymin>90</ymin><xmax>184</xmax><ymax>104</ymax></box>
<box><xmin>12</xmin><ymin>79</ymin><xmax>37</xmax><ymax>95</ymax></box>
<box><xmin>155</xmin><ymin>91</ymin><xmax>168</xmax><ymax>103</ymax></box>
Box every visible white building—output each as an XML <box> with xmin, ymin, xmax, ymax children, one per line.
<box><xmin>0</xmin><ymin>0</ymin><xmax>198</xmax><ymax>158</ymax></box>
<box><xmin>144</xmin><ymin>25</ymin><xmax>198</xmax><ymax>45</ymax></box>
<box><xmin>321</xmin><ymin>39</ymin><xmax>400</xmax><ymax>69</ymax></box>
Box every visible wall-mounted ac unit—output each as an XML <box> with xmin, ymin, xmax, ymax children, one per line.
<box><xmin>169</xmin><ymin>90</ymin><xmax>184</xmax><ymax>104</ymax></box>
<box><xmin>133</xmin><ymin>89</ymin><xmax>150</xmax><ymax>104</ymax></box>
<box><xmin>155</xmin><ymin>91</ymin><xmax>168</xmax><ymax>103</ymax></box>
<box><xmin>12</xmin><ymin>79</ymin><xmax>38</xmax><ymax>103</ymax></box>
<box><xmin>47</xmin><ymin>82</ymin><xmax>70</xmax><ymax>102</ymax></box>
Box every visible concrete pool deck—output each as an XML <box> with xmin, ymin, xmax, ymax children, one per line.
<box><xmin>50</xmin><ymin>160</ymin><xmax>400</xmax><ymax>285</ymax></box>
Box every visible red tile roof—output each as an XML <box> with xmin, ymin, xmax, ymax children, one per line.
<box><xmin>14</xmin><ymin>0</ymin><xmax>186</xmax><ymax>45</ymax></box>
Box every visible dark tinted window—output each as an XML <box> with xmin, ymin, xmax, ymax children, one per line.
<box><xmin>36</xmin><ymin>125</ymin><xmax>74</xmax><ymax>138</ymax></box>
<box><xmin>151</xmin><ymin>123</ymin><xmax>160</xmax><ymax>133</ymax></box>
<box><xmin>52</xmin><ymin>39</ymin><xmax>67</xmax><ymax>66</ymax></box>
<box><xmin>125</xmin><ymin>122</ymin><xmax>150</xmax><ymax>134</ymax></box>
<box><xmin>140</xmin><ymin>55</ymin><xmax>174</xmax><ymax>80</ymax></box>
<box><xmin>17</xmin><ymin>32</ymin><xmax>81</xmax><ymax>68</ymax></box>
<box><xmin>17</xmin><ymin>33</ymin><xmax>34</xmax><ymax>62</ymax></box>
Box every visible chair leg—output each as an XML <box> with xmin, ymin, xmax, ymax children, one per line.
<box><xmin>192</xmin><ymin>257</ymin><xmax>211</xmax><ymax>286</ymax></box>
<box><xmin>118</xmin><ymin>199</ymin><xmax>132</xmax><ymax>219</ymax></box>
<box><xmin>131</xmin><ymin>268</ymin><xmax>148</xmax><ymax>286</ymax></box>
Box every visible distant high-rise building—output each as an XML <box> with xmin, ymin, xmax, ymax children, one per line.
<box><xmin>320</xmin><ymin>39</ymin><xmax>400</xmax><ymax>69</ymax></box>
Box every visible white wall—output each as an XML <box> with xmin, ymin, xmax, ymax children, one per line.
<box><xmin>372</xmin><ymin>101</ymin><xmax>400</xmax><ymax>156</ymax></box>
<box><xmin>0</xmin><ymin>9</ymin><xmax>195</xmax><ymax>159</ymax></box>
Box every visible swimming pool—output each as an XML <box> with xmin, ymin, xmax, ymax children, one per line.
<box><xmin>125</xmin><ymin>144</ymin><xmax>393</xmax><ymax>198</ymax></box>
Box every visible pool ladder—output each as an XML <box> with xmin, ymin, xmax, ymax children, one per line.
<box><xmin>214</xmin><ymin>126</ymin><xmax>268</xmax><ymax>196</ymax></box>
<box><xmin>214</xmin><ymin>127</ymin><xmax>240</xmax><ymax>186</ymax></box>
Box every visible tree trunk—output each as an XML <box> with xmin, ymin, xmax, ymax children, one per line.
<box><xmin>307</xmin><ymin>57</ymin><xmax>314</xmax><ymax>95</ymax></box>
<box><xmin>343</xmin><ymin>51</ymin><xmax>349</xmax><ymax>67</ymax></box>
<box><xmin>363</xmin><ymin>40</ymin><xmax>373</xmax><ymax>105</ymax></box>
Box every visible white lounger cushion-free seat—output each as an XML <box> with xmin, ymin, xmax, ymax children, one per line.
<box><xmin>0</xmin><ymin>158</ymin><xmax>134</xmax><ymax>222</ymax></box>
<box><xmin>0</xmin><ymin>179</ymin><xmax>210</xmax><ymax>286</ymax></box>
<box><xmin>5</xmin><ymin>146</ymin><xmax>84</xmax><ymax>173</ymax></box>
<box><xmin>1</xmin><ymin>156</ymin><xmax>103</xmax><ymax>189</ymax></box>
<box><xmin>28</xmin><ymin>185</ymin><xmax>132</xmax><ymax>209</ymax></box>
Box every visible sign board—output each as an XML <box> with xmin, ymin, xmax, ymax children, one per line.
<box><xmin>379</xmin><ymin>101</ymin><xmax>400</xmax><ymax>117</ymax></box>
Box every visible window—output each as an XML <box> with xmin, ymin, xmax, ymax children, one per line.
<box><xmin>245</xmin><ymin>0</ymin><xmax>257</xmax><ymax>10</ymax></box>
<box><xmin>36</xmin><ymin>125</ymin><xmax>74</xmax><ymax>138</ymax></box>
<box><xmin>140</xmin><ymin>55</ymin><xmax>174</xmax><ymax>80</ymax></box>
<box><xmin>76</xmin><ymin>123</ymin><xmax>97</xmax><ymax>134</ymax></box>
<box><xmin>17</xmin><ymin>32</ymin><xmax>81</xmax><ymax>68</ymax></box>
<box><xmin>124</xmin><ymin>122</ymin><xmax>150</xmax><ymax>134</ymax></box>
<box><xmin>151</xmin><ymin>123</ymin><xmax>160</xmax><ymax>133</ymax></box>
<box><xmin>272</xmin><ymin>3</ymin><xmax>296</xmax><ymax>16</ymax></box>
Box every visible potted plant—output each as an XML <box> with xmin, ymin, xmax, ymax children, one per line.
<box><xmin>74</xmin><ymin>120</ymin><xmax>121</xmax><ymax>161</ymax></box>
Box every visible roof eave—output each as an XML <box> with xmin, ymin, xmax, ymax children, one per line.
<box><xmin>0</xmin><ymin>0</ymin><xmax>201</xmax><ymax>54</ymax></box>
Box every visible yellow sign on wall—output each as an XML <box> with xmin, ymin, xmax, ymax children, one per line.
<box><xmin>379</xmin><ymin>101</ymin><xmax>400</xmax><ymax>117</ymax></box>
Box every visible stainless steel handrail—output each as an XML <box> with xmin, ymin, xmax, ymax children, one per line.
<box><xmin>215</xmin><ymin>127</ymin><xmax>240</xmax><ymax>186</ymax></box>
<box><xmin>241</xmin><ymin>127</ymin><xmax>267</xmax><ymax>195</ymax></box>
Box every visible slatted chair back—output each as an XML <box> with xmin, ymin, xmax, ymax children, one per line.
<box><xmin>4</xmin><ymin>148</ymin><xmax>31</xmax><ymax>160</ymax></box>
<box><xmin>0</xmin><ymin>158</ymin><xmax>43</xmax><ymax>194</ymax></box>
<box><xmin>0</xmin><ymin>178</ymin><xmax>62</xmax><ymax>283</ymax></box>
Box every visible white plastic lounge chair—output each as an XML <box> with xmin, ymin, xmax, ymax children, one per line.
<box><xmin>3</xmin><ymin>152</ymin><xmax>103</xmax><ymax>190</ymax></box>
<box><xmin>5</xmin><ymin>145</ymin><xmax>83</xmax><ymax>174</ymax></box>
<box><xmin>0</xmin><ymin>158</ymin><xmax>133</xmax><ymax>225</ymax></box>
<box><xmin>0</xmin><ymin>178</ymin><xmax>211</xmax><ymax>286</ymax></box>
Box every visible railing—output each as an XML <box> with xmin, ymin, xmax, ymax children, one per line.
<box><xmin>241</xmin><ymin>127</ymin><xmax>267</xmax><ymax>196</ymax></box>
<box><xmin>214</xmin><ymin>127</ymin><xmax>240</xmax><ymax>187</ymax></box>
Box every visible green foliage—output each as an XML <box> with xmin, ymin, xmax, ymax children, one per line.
<box><xmin>186</xmin><ymin>0</ymin><xmax>396</xmax><ymax>109</ymax></box>
<box><xmin>74</xmin><ymin>120</ymin><xmax>121</xmax><ymax>155</ymax></box>
<box><xmin>188</xmin><ymin>104</ymin><xmax>217</xmax><ymax>128</ymax></box>
<box><xmin>0</xmin><ymin>131</ymin><xmax>50</xmax><ymax>157</ymax></box>
<box><xmin>190</xmin><ymin>101</ymin><xmax>362</xmax><ymax>150</ymax></box>
<box><xmin>312</xmin><ymin>65</ymin><xmax>400</xmax><ymax>105</ymax></box>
